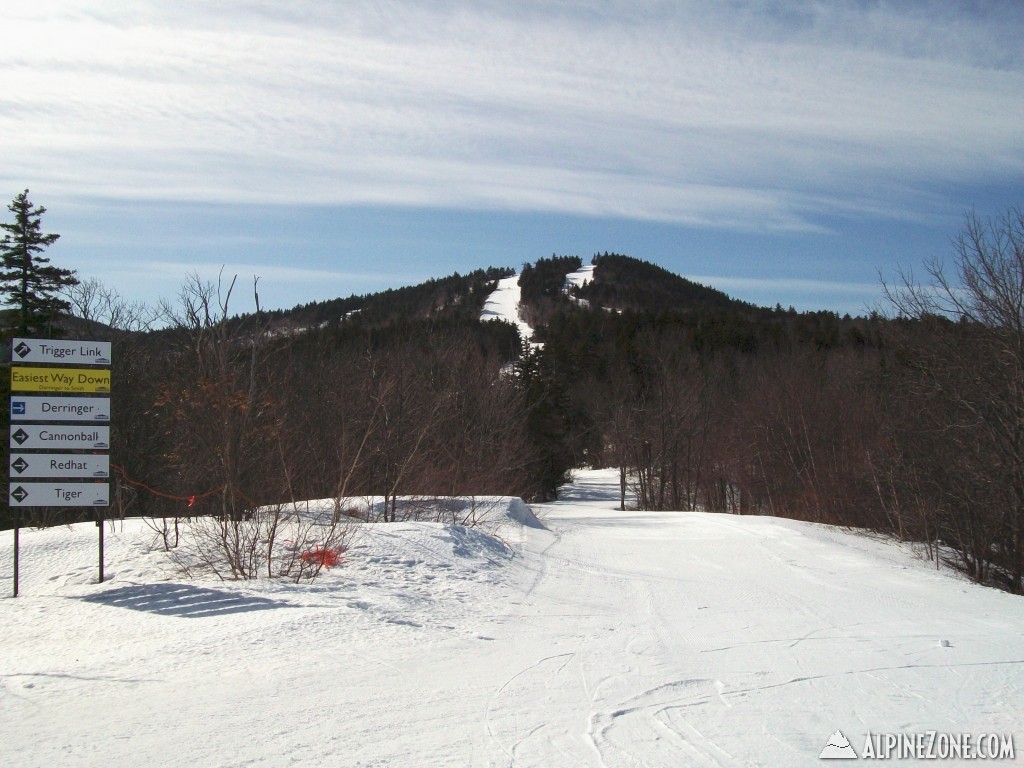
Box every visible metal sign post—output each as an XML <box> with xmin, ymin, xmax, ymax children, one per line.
<box><xmin>12</xmin><ymin>524</ymin><xmax>18</xmax><ymax>598</ymax></box>
<box><xmin>96</xmin><ymin>512</ymin><xmax>103</xmax><ymax>581</ymax></box>
<box><xmin>8</xmin><ymin>338</ymin><xmax>112</xmax><ymax>593</ymax></box>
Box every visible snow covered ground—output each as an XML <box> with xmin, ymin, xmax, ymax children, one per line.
<box><xmin>481</xmin><ymin>274</ymin><xmax>536</xmax><ymax>346</ymax></box>
<box><xmin>480</xmin><ymin>265</ymin><xmax>596</xmax><ymax>344</ymax></box>
<box><xmin>564</xmin><ymin>263</ymin><xmax>595</xmax><ymax>308</ymax></box>
<box><xmin>2</xmin><ymin>469</ymin><xmax>1023</xmax><ymax>767</ymax></box>
<box><xmin>564</xmin><ymin>263</ymin><xmax>595</xmax><ymax>291</ymax></box>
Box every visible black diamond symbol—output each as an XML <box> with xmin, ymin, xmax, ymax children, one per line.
<box><xmin>13</xmin><ymin>341</ymin><xmax>31</xmax><ymax>358</ymax></box>
<box><xmin>11</xmin><ymin>486</ymin><xmax>28</xmax><ymax>503</ymax></box>
<box><xmin>11</xmin><ymin>457</ymin><xmax>28</xmax><ymax>474</ymax></box>
<box><xmin>12</xmin><ymin>428</ymin><xmax>29</xmax><ymax>445</ymax></box>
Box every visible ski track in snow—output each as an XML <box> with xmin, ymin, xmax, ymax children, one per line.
<box><xmin>2</xmin><ymin>470</ymin><xmax>1024</xmax><ymax>767</ymax></box>
<box><xmin>564</xmin><ymin>264</ymin><xmax>595</xmax><ymax>289</ymax></box>
<box><xmin>480</xmin><ymin>274</ymin><xmax>536</xmax><ymax>346</ymax></box>
<box><xmin>480</xmin><ymin>265</ymin><xmax>596</xmax><ymax>347</ymax></box>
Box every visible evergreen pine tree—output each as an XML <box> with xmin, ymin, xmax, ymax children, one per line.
<box><xmin>0</xmin><ymin>189</ymin><xmax>78</xmax><ymax>336</ymax></box>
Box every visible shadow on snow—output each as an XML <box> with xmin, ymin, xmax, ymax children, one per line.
<box><xmin>79</xmin><ymin>583</ymin><xmax>292</xmax><ymax>619</ymax></box>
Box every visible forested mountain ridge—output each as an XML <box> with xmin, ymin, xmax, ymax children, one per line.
<box><xmin>513</xmin><ymin>252</ymin><xmax>755</xmax><ymax>329</ymax></box>
<box><xmin>251</xmin><ymin>251</ymin><xmax>845</xmax><ymax>346</ymax></box>
<box><xmin>7</xmin><ymin>234</ymin><xmax>1024</xmax><ymax>594</ymax></box>
<box><xmin>249</xmin><ymin>254</ymin><xmax>758</xmax><ymax>334</ymax></box>
<box><xmin>578</xmin><ymin>253</ymin><xmax>750</xmax><ymax>314</ymax></box>
<box><xmin>258</xmin><ymin>266</ymin><xmax>515</xmax><ymax>331</ymax></box>
<box><xmin>515</xmin><ymin>253</ymin><xmax>879</xmax><ymax>354</ymax></box>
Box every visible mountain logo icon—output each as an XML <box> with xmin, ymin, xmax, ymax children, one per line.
<box><xmin>820</xmin><ymin>729</ymin><xmax>858</xmax><ymax>759</ymax></box>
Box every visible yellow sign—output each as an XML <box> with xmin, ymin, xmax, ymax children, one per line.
<box><xmin>11</xmin><ymin>367</ymin><xmax>111</xmax><ymax>394</ymax></box>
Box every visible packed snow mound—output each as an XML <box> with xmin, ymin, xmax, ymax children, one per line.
<box><xmin>505</xmin><ymin>497</ymin><xmax>545</xmax><ymax>528</ymax></box>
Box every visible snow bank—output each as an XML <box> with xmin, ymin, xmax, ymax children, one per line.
<box><xmin>274</xmin><ymin>493</ymin><xmax>542</xmax><ymax>529</ymax></box>
<box><xmin>505</xmin><ymin>497</ymin><xmax>545</xmax><ymax>528</ymax></box>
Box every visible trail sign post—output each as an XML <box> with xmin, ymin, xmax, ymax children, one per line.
<box><xmin>10</xmin><ymin>453</ymin><xmax>109</xmax><ymax>478</ymax></box>
<box><xmin>11</xmin><ymin>366</ymin><xmax>110</xmax><ymax>393</ymax></box>
<box><xmin>10</xmin><ymin>425</ymin><xmax>110</xmax><ymax>450</ymax></box>
<box><xmin>12</xmin><ymin>339</ymin><xmax>111</xmax><ymax>366</ymax></box>
<box><xmin>9</xmin><ymin>482</ymin><xmax>110</xmax><ymax>507</ymax></box>
<box><xmin>8</xmin><ymin>337</ymin><xmax>112</xmax><ymax>595</ymax></box>
<box><xmin>11</xmin><ymin>396</ymin><xmax>111</xmax><ymax>422</ymax></box>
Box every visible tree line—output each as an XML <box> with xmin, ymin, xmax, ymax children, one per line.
<box><xmin>522</xmin><ymin>229</ymin><xmax>1024</xmax><ymax>593</ymax></box>
<box><xmin>3</xmin><ymin>189</ymin><xmax>1023</xmax><ymax>591</ymax></box>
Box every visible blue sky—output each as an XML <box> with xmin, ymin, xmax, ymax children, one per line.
<box><xmin>3</xmin><ymin>1</ymin><xmax>1022</xmax><ymax>316</ymax></box>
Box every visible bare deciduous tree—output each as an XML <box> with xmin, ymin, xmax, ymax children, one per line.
<box><xmin>883</xmin><ymin>206</ymin><xmax>1024</xmax><ymax>590</ymax></box>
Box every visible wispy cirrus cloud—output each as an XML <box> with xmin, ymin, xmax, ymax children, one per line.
<box><xmin>3</xmin><ymin>0</ymin><xmax>1022</xmax><ymax>234</ymax></box>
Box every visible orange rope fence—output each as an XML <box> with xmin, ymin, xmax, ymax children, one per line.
<box><xmin>110</xmin><ymin>463</ymin><xmax>224</xmax><ymax>507</ymax></box>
